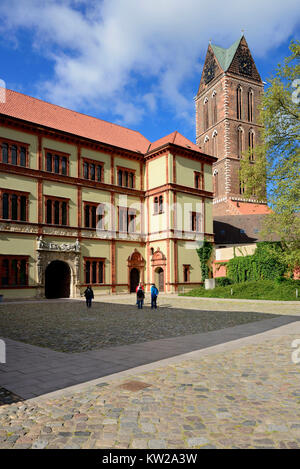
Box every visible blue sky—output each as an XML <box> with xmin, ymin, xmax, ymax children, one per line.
<box><xmin>0</xmin><ymin>0</ymin><xmax>299</xmax><ymax>144</ymax></box>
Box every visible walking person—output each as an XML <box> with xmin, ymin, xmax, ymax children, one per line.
<box><xmin>84</xmin><ymin>285</ymin><xmax>94</xmax><ymax>308</ymax></box>
<box><xmin>151</xmin><ymin>283</ymin><xmax>159</xmax><ymax>309</ymax></box>
<box><xmin>136</xmin><ymin>285</ymin><xmax>145</xmax><ymax>309</ymax></box>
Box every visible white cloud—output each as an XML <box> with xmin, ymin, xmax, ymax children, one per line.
<box><xmin>0</xmin><ymin>0</ymin><xmax>299</xmax><ymax>127</ymax></box>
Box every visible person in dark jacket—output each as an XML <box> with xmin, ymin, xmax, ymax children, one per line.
<box><xmin>84</xmin><ymin>285</ymin><xmax>94</xmax><ymax>308</ymax></box>
<box><xmin>136</xmin><ymin>286</ymin><xmax>145</xmax><ymax>309</ymax></box>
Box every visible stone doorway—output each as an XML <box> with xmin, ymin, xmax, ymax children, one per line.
<box><xmin>45</xmin><ymin>260</ymin><xmax>71</xmax><ymax>299</ymax></box>
<box><xmin>151</xmin><ymin>248</ymin><xmax>166</xmax><ymax>292</ymax></box>
<box><xmin>155</xmin><ymin>267</ymin><xmax>165</xmax><ymax>292</ymax></box>
<box><xmin>127</xmin><ymin>249</ymin><xmax>145</xmax><ymax>293</ymax></box>
<box><xmin>130</xmin><ymin>268</ymin><xmax>140</xmax><ymax>293</ymax></box>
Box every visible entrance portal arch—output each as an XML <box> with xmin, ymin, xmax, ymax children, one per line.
<box><xmin>151</xmin><ymin>248</ymin><xmax>166</xmax><ymax>292</ymax></box>
<box><xmin>127</xmin><ymin>249</ymin><xmax>145</xmax><ymax>293</ymax></box>
<box><xmin>130</xmin><ymin>268</ymin><xmax>140</xmax><ymax>293</ymax></box>
<box><xmin>155</xmin><ymin>267</ymin><xmax>165</xmax><ymax>292</ymax></box>
<box><xmin>45</xmin><ymin>260</ymin><xmax>71</xmax><ymax>299</ymax></box>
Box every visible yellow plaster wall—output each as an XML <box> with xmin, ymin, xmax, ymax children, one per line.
<box><xmin>175</xmin><ymin>192</ymin><xmax>204</xmax><ymax>232</ymax></box>
<box><xmin>147</xmin><ymin>156</ymin><xmax>166</xmax><ymax>189</ymax></box>
<box><xmin>175</xmin><ymin>155</ymin><xmax>203</xmax><ymax>188</ymax></box>
<box><xmin>177</xmin><ymin>241</ymin><xmax>202</xmax><ymax>283</ymax></box>
<box><xmin>168</xmin><ymin>153</ymin><xmax>173</xmax><ymax>183</ymax></box>
<box><xmin>0</xmin><ymin>126</ymin><xmax>38</xmax><ymax>169</ymax></box>
<box><xmin>204</xmin><ymin>163</ymin><xmax>213</xmax><ymax>192</ymax></box>
<box><xmin>0</xmin><ymin>288</ymin><xmax>37</xmax><ymax>299</ymax></box>
<box><xmin>0</xmin><ymin>234</ymin><xmax>36</xmax><ymax>285</ymax></box>
<box><xmin>0</xmin><ymin>174</ymin><xmax>38</xmax><ymax>223</ymax></box>
<box><xmin>205</xmin><ymin>199</ymin><xmax>213</xmax><ymax>234</ymax></box>
<box><xmin>82</xmin><ymin>188</ymin><xmax>111</xmax><ymax>205</ymax></box>
<box><xmin>215</xmin><ymin>244</ymin><xmax>257</xmax><ymax>261</ymax></box>
<box><xmin>42</xmin><ymin>138</ymin><xmax>77</xmax><ymax>178</ymax></box>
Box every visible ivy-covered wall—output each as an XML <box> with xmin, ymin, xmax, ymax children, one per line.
<box><xmin>196</xmin><ymin>241</ymin><xmax>213</xmax><ymax>280</ymax></box>
<box><xmin>227</xmin><ymin>242</ymin><xmax>287</xmax><ymax>283</ymax></box>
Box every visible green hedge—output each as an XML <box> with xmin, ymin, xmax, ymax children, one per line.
<box><xmin>215</xmin><ymin>277</ymin><xmax>233</xmax><ymax>287</ymax></box>
<box><xmin>227</xmin><ymin>242</ymin><xmax>287</xmax><ymax>283</ymax></box>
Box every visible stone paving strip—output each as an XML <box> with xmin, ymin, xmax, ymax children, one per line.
<box><xmin>0</xmin><ymin>321</ymin><xmax>299</xmax><ymax>449</ymax></box>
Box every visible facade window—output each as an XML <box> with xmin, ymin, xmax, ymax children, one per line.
<box><xmin>1</xmin><ymin>139</ymin><xmax>28</xmax><ymax>167</ymax></box>
<box><xmin>237</xmin><ymin>86</ymin><xmax>242</xmax><ymax>120</ymax></box>
<box><xmin>203</xmin><ymin>98</ymin><xmax>209</xmax><ymax>131</ymax></box>
<box><xmin>84</xmin><ymin>202</ymin><xmax>105</xmax><ymax>229</ymax></box>
<box><xmin>212</xmin><ymin>91</ymin><xmax>217</xmax><ymax>125</ymax></box>
<box><xmin>154</xmin><ymin>195</ymin><xmax>164</xmax><ymax>214</ymax></box>
<box><xmin>82</xmin><ymin>159</ymin><xmax>103</xmax><ymax>182</ymax></box>
<box><xmin>0</xmin><ymin>255</ymin><xmax>29</xmax><ymax>287</ymax></box>
<box><xmin>248</xmin><ymin>89</ymin><xmax>254</xmax><ymax>122</ymax></box>
<box><xmin>249</xmin><ymin>129</ymin><xmax>255</xmax><ymax>161</ymax></box>
<box><xmin>183</xmin><ymin>265</ymin><xmax>190</xmax><ymax>283</ymax></box>
<box><xmin>191</xmin><ymin>212</ymin><xmax>202</xmax><ymax>232</ymax></box>
<box><xmin>237</xmin><ymin>126</ymin><xmax>244</xmax><ymax>159</ymax></box>
<box><xmin>45</xmin><ymin>150</ymin><xmax>69</xmax><ymax>176</ymax></box>
<box><xmin>194</xmin><ymin>169</ymin><xmax>204</xmax><ymax>190</ymax></box>
<box><xmin>213</xmin><ymin>170</ymin><xmax>219</xmax><ymax>197</ymax></box>
<box><xmin>239</xmin><ymin>180</ymin><xmax>245</xmax><ymax>195</ymax></box>
<box><xmin>0</xmin><ymin>189</ymin><xmax>29</xmax><ymax>221</ymax></box>
<box><xmin>117</xmin><ymin>167</ymin><xmax>135</xmax><ymax>188</ymax></box>
<box><xmin>212</xmin><ymin>131</ymin><xmax>218</xmax><ymax>157</ymax></box>
<box><xmin>84</xmin><ymin>258</ymin><xmax>105</xmax><ymax>285</ymax></box>
<box><xmin>45</xmin><ymin>196</ymin><xmax>69</xmax><ymax>226</ymax></box>
<box><xmin>118</xmin><ymin>207</ymin><xmax>136</xmax><ymax>233</ymax></box>
<box><xmin>204</xmin><ymin>135</ymin><xmax>209</xmax><ymax>154</ymax></box>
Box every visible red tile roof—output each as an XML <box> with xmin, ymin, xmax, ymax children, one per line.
<box><xmin>147</xmin><ymin>131</ymin><xmax>202</xmax><ymax>154</ymax></box>
<box><xmin>0</xmin><ymin>88</ymin><xmax>150</xmax><ymax>153</ymax></box>
<box><xmin>230</xmin><ymin>201</ymin><xmax>271</xmax><ymax>215</ymax></box>
<box><xmin>0</xmin><ymin>88</ymin><xmax>204</xmax><ymax>157</ymax></box>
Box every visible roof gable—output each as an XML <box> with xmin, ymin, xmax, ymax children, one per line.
<box><xmin>147</xmin><ymin>131</ymin><xmax>202</xmax><ymax>154</ymax></box>
<box><xmin>211</xmin><ymin>36</ymin><xmax>241</xmax><ymax>72</ymax></box>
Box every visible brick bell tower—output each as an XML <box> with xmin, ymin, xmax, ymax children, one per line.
<box><xmin>195</xmin><ymin>35</ymin><xmax>270</xmax><ymax>216</ymax></box>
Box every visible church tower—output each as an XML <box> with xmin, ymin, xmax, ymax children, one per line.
<box><xmin>195</xmin><ymin>35</ymin><xmax>269</xmax><ymax>215</ymax></box>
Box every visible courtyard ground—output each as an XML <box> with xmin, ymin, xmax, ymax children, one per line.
<box><xmin>0</xmin><ymin>295</ymin><xmax>299</xmax><ymax>449</ymax></box>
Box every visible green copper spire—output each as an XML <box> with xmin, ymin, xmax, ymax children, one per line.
<box><xmin>211</xmin><ymin>36</ymin><xmax>243</xmax><ymax>71</ymax></box>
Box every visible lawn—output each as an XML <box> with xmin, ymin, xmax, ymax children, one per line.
<box><xmin>181</xmin><ymin>279</ymin><xmax>300</xmax><ymax>301</ymax></box>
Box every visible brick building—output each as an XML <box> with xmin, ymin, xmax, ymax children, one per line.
<box><xmin>195</xmin><ymin>35</ymin><xmax>270</xmax><ymax>216</ymax></box>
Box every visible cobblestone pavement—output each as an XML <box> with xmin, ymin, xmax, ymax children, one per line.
<box><xmin>0</xmin><ymin>329</ymin><xmax>299</xmax><ymax>449</ymax></box>
<box><xmin>98</xmin><ymin>293</ymin><xmax>300</xmax><ymax>315</ymax></box>
<box><xmin>0</xmin><ymin>298</ymin><xmax>281</xmax><ymax>353</ymax></box>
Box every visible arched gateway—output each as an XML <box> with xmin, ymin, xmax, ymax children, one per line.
<box><xmin>45</xmin><ymin>260</ymin><xmax>71</xmax><ymax>298</ymax></box>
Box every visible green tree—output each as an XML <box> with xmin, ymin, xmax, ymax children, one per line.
<box><xmin>240</xmin><ymin>40</ymin><xmax>300</xmax><ymax>271</ymax></box>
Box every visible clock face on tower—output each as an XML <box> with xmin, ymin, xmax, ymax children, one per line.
<box><xmin>204</xmin><ymin>58</ymin><xmax>216</xmax><ymax>84</ymax></box>
<box><xmin>238</xmin><ymin>51</ymin><xmax>252</xmax><ymax>76</ymax></box>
